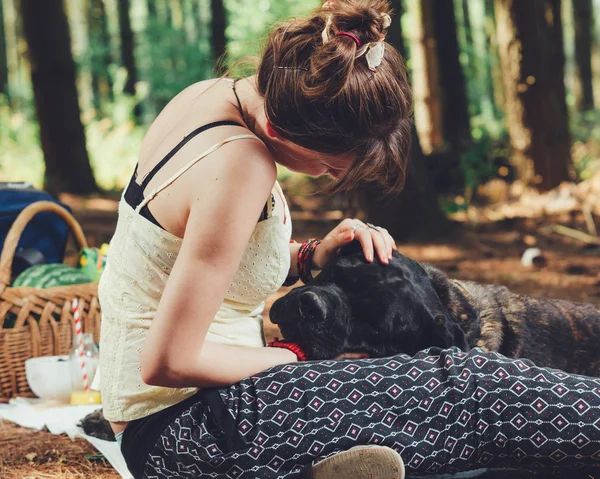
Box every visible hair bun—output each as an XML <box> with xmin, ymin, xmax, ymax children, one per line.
<box><xmin>321</xmin><ymin>0</ymin><xmax>392</xmax><ymax>46</ymax></box>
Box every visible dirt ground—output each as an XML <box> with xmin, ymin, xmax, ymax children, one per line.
<box><xmin>1</xmin><ymin>193</ymin><xmax>599</xmax><ymax>479</ymax></box>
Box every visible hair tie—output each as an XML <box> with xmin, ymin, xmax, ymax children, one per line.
<box><xmin>336</xmin><ymin>31</ymin><xmax>361</xmax><ymax>48</ymax></box>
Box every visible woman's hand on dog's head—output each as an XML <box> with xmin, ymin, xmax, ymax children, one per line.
<box><xmin>312</xmin><ymin>218</ymin><xmax>397</xmax><ymax>269</ymax></box>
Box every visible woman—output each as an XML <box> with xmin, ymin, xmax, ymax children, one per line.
<box><xmin>98</xmin><ymin>1</ymin><xmax>600</xmax><ymax>478</ymax></box>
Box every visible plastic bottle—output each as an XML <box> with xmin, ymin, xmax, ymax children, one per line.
<box><xmin>70</xmin><ymin>333</ymin><xmax>101</xmax><ymax>405</ymax></box>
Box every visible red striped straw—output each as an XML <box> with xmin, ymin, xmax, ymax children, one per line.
<box><xmin>72</xmin><ymin>298</ymin><xmax>89</xmax><ymax>392</ymax></box>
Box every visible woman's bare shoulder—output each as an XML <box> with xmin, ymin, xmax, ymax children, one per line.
<box><xmin>169</xmin><ymin>78</ymin><xmax>227</xmax><ymax>104</ymax></box>
<box><xmin>138</xmin><ymin>78</ymin><xmax>238</xmax><ymax>166</ymax></box>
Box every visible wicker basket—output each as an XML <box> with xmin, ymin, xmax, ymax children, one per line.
<box><xmin>0</xmin><ymin>201</ymin><xmax>101</xmax><ymax>401</ymax></box>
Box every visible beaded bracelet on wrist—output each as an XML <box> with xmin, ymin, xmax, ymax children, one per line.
<box><xmin>297</xmin><ymin>238</ymin><xmax>321</xmax><ymax>284</ymax></box>
<box><xmin>267</xmin><ymin>339</ymin><xmax>307</xmax><ymax>361</ymax></box>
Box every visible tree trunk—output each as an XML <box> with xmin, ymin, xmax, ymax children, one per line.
<box><xmin>484</xmin><ymin>0</ymin><xmax>504</xmax><ymax>118</ymax></box>
<box><xmin>161</xmin><ymin>0</ymin><xmax>173</xmax><ymax>26</ymax></box>
<box><xmin>461</xmin><ymin>0</ymin><xmax>474</xmax><ymax>49</ymax></box>
<box><xmin>169</xmin><ymin>0</ymin><xmax>188</xmax><ymax>68</ymax></box>
<box><xmin>182</xmin><ymin>0</ymin><xmax>200</xmax><ymax>43</ymax></box>
<box><xmin>4</xmin><ymin>0</ymin><xmax>23</xmax><ymax>109</ymax></box>
<box><xmin>408</xmin><ymin>0</ymin><xmax>444</xmax><ymax>154</ymax></box>
<box><xmin>88</xmin><ymin>0</ymin><xmax>114</xmax><ymax>112</ymax></box>
<box><xmin>432</xmin><ymin>0</ymin><xmax>471</xmax><ymax>152</ymax></box>
<box><xmin>190</xmin><ymin>0</ymin><xmax>202</xmax><ymax>41</ymax></box>
<box><xmin>147</xmin><ymin>0</ymin><xmax>157</xmax><ymax>17</ymax></box>
<box><xmin>210</xmin><ymin>0</ymin><xmax>227</xmax><ymax>74</ymax></box>
<box><xmin>0</xmin><ymin>0</ymin><xmax>8</xmax><ymax>95</ymax></box>
<box><xmin>357</xmin><ymin>2</ymin><xmax>452</xmax><ymax>241</ymax></box>
<box><xmin>494</xmin><ymin>0</ymin><xmax>572</xmax><ymax>190</ymax></box>
<box><xmin>117</xmin><ymin>0</ymin><xmax>137</xmax><ymax>96</ymax></box>
<box><xmin>459</xmin><ymin>0</ymin><xmax>481</xmax><ymax>118</ymax></box>
<box><xmin>359</xmin><ymin>127</ymin><xmax>453</xmax><ymax>241</ymax></box>
<box><xmin>20</xmin><ymin>0</ymin><xmax>98</xmax><ymax>195</ymax></box>
<box><xmin>572</xmin><ymin>0</ymin><xmax>595</xmax><ymax>111</ymax></box>
<box><xmin>387</xmin><ymin>0</ymin><xmax>406</xmax><ymax>59</ymax></box>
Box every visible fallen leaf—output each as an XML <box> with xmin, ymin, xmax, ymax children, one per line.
<box><xmin>25</xmin><ymin>452</ymin><xmax>37</xmax><ymax>461</ymax></box>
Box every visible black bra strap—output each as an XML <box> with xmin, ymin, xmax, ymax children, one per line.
<box><xmin>139</xmin><ymin>120</ymin><xmax>243</xmax><ymax>190</ymax></box>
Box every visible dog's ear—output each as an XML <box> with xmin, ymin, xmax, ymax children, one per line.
<box><xmin>421</xmin><ymin>264</ymin><xmax>454</xmax><ymax>306</ymax></box>
<box><xmin>422</xmin><ymin>264</ymin><xmax>476</xmax><ymax>338</ymax></box>
<box><xmin>297</xmin><ymin>291</ymin><xmax>327</xmax><ymax>323</ymax></box>
<box><xmin>417</xmin><ymin>264</ymin><xmax>469</xmax><ymax>351</ymax></box>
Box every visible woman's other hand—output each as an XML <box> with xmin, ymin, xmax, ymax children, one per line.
<box><xmin>312</xmin><ymin>218</ymin><xmax>397</xmax><ymax>268</ymax></box>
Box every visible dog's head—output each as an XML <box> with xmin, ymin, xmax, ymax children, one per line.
<box><xmin>270</xmin><ymin>241</ymin><xmax>468</xmax><ymax>360</ymax></box>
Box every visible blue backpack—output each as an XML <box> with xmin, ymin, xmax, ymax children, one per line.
<box><xmin>0</xmin><ymin>182</ymin><xmax>71</xmax><ymax>278</ymax></box>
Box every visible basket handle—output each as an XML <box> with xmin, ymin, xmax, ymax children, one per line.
<box><xmin>0</xmin><ymin>201</ymin><xmax>89</xmax><ymax>290</ymax></box>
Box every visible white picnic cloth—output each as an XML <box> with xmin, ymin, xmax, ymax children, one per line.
<box><xmin>0</xmin><ymin>397</ymin><xmax>132</xmax><ymax>479</ymax></box>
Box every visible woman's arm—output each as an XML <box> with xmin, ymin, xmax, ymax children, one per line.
<box><xmin>140</xmin><ymin>143</ymin><xmax>296</xmax><ymax>388</ymax></box>
<box><xmin>145</xmin><ymin>341</ymin><xmax>295</xmax><ymax>388</ymax></box>
<box><xmin>288</xmin><ymin>241</ymin><xmax>302</xmax><ymax>278</ymax></box>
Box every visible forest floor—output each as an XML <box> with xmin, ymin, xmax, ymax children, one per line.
<box><xmin>1</xmin><ymin>186</ymin><xmax>599</xmax><ymax>479</ymax></box>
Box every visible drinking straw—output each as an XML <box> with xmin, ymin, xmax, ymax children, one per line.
<box><xmin>72</xmin><ymin>298</ymin><xmax>89</xmax><ymax>392</ymax></box>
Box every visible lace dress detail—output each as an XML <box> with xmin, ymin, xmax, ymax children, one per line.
<box><xmin>98</xmin><ymin>129</ymin><xmax>292</xmax><ymax>421</ymax></box>
<box><xmin>99</xmin><ymin>187</ymin><xmax>291</xmax><ymax>421</ymax></box>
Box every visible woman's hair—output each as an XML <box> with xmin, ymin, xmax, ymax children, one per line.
<box><xmin>257</xmin><ymin>0</ymin><xmax>412</xmax><ymax>193</ymax></box>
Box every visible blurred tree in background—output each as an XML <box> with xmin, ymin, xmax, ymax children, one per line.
<box><xmin>88</xmin><ymin>0</ymin><xmax>115</xmax><ymax>114</ymax></box>
<box><xmin>432</xmin><ymin>0</ymin><xmax>471</xmax><ymax>154</ymax></box>
<box><xmin>495</xmin><ymin>0</ymin><xmax>572</xmax><ymax>191</ymax></box>
<box><xmin>20</xmin><ymin>0</ymin><xmax>97</xmax><ymax>195</ymax></box>
<box><xmin>211</xmin><ymin>0</ymin><xmax>227</xmax><ymax>74</ymax></box>
<box><xmin>0</xmin><ymin>0</ymin><xmax>598</xmax><ymax>239</ymax></box>
<box><xmin>118</xmin><ymin>0</ymin><xmax>138</xmax><ymax>100</ymax></box>
<box><xmin>572</xmin><ymin>0</ymin><xmax>595</xmax><ymax>111</ymax></box>
<box><xmin>408</xmin><ymin>0</ymin><xmax>444</xmax><ymax>154</ymax></box>
<box><xmin>361</xmin><ymin>0</ymin><xmax>453</xmax><ymax>240</ymax></box>
<box><xmin>0</xmin><ymin>0</ymin><xmax>7</xmax><ymax>97</ymax></box>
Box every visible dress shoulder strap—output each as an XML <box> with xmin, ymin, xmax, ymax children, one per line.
<box><xmin>138</xmin><ymin>120</ymin><xmax>243</xmax><ymax>189</ymax></box>
<box><xmin>136</xmin><ymin>134</ymin><xmax>261</xmax><ymax>213</ymax></box>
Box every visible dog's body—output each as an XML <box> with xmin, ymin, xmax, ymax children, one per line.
<box><xmin>428</xmin><ymin>270</ymin><xmax>600</xmax><ymax>376</ymax></box>
<box><xmin>270</xmin><ymin>242</ymin><xmax>600</xmax><ymax>376</ymax></box>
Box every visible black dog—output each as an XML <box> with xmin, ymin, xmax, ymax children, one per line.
<box><xmin>270</xmin><ymin>241</ymin><xmax>600</xmax><ymax>376</ymax></box>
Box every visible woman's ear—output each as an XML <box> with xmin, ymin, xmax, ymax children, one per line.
<box><xmin>265</xmin><ymin>120</ymin><xmax>280</xmax><ymax>139</ymax></box>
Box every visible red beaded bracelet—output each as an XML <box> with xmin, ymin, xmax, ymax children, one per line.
<box><xmin>297</xmin><ymin>238</ymin><xmax>321</xmax><ymax>284</ymax></box>
<box><xmin>267</xmin><ymin>339</ymin><xmax>307</xmax><ymax>361</ymax></box>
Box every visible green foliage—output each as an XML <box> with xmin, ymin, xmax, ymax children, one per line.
<box><xmin>0</xmin><ymin>95</ymin><xmax>44</xmax><ymax>186</ymax></box>
<box><xmin>470</xmin><ymin>111</ymin><xmax>507</xmax><ymax>143</ymax></box>
<box><xmin>85</xmin><ymin>68</ymin><xmax>147</xmax><ymax>190</ymax></box>
<box><xmin>225</xmin><ymin>0</ymin><xmax>320</xmax><ymax>63</ymax></box>
<box><xmin>136</xmin><ymin>6</ymin><xmax>213</xmax><ymax>114</ymax></box>
<box><xmin>4</xmin><ymin>0</ymin><xmax>599</xmax><ymax>198</ymax></box>
<box><xmin>440</xmin><ymin>130</ymin><xmax>510</xmax><ymax>215</ymax></box>
<box><xmin>453</xmin><ymin>0</ymin><xmax>501</xmax><ymax>125</ymax></box>
<box><xmin>459</xmin><ymin>129</ymin><xmax>510</xmax><ymax>205</ymax></box>
<box><xmin>460</xmin><ymin>134</ymin><xmax>495</xmax><ymax>200</ymax></box>
<box><xmin>0</xmin><ymin>71</ymin><xmax>147</xmax><ymax>191</ymax></box>
<box><xmin>570</xmin><ymin>108</ymin><xmax>600</xmax><ymax>180</ymax></box>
